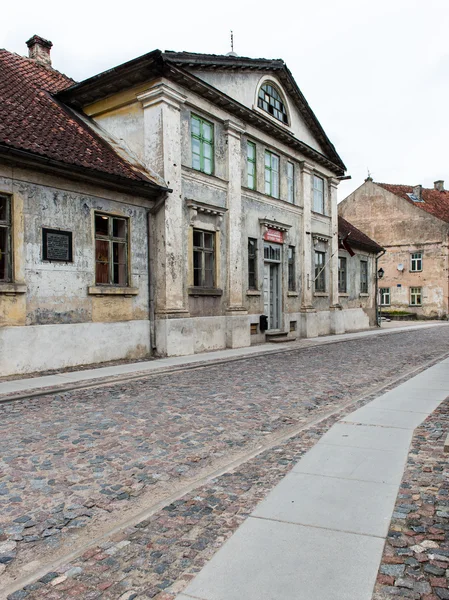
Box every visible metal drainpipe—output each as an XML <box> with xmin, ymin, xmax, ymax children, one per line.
<box><xmin>375</xmin><ymin>249</ymin><xmax>386</xmax><ymax>327</ymax></box>
<box><xmin>147</xmin><ymin>194</ymin><xmax>169</xmax><ymax>353</ymax></box>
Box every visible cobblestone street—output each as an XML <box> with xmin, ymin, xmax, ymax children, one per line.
<box><xmin>2</xmin><ymin>326</ymin><xmax>449</xmax><ymax>599</ymax></box>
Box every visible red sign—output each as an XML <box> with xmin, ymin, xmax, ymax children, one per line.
<box><xmin>264</xmin><ymin>228</ymin><xmax>283</xmax><ymax>243</ymax></box>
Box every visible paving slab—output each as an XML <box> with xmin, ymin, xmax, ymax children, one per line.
<box><xmin>252</xmin><ymin>471</ymin><xmax>398</xmax><ymax>537</ymax></box>
<box><xmin>183</xmin><ymin>517</ymin><xmax>385</xmax><ymax>600</ymax></box>
<box><xmin>317</xmin><ymin>421</ymin><xmax>414</xmax><ymax>450</ymax></box>
<box><xmin>341</xmin><ymin>405</ymin><xmax>428</xmax><ymax>430</ymax></box>
<box><xmin>368</xmin><ymin>387</ymin><xmax>448</xmax><ymax>413</ymax></box>
<box><xmin>292</xmin><ymin>443</ymin><xmax>409</xmax><ymax>484</ymax></box>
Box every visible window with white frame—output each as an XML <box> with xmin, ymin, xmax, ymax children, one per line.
<box><xmin>315</xmin><ymin>251</ymin><xmax>326</xmax><ymax>292</ymax></box>
<box><xmin>380</xmin><ymin>287</ymin><xmax>390</xmax><ymax>306</ymax></box>
<box><xmin>313</xmin><ymin>175</ymin><xmax>325</xmax><ymax>214</ymax></box>
<box><xmin>338</xmin><ymin>256</ymin><xmax>347</xmax><ymax>293</ymax></box>
<box><xmin>360</xmin><ymin>260</ymin><xmax>368</xmax><ymax>294</ymax></box>
<box><xmin>410</xmin><ymin>287</ymin><xmax>422</xmax><ymax>306</ymax></box>
<box><xmin>287</xmin><ymin>162</ymin><xmax>294</xmax><ymax>203</ymax></box>
<box><xmin>247</xmin><ymin>141</ymin><xmax>256</xmax><ymax>190</ymax></box>
<box><xmin>193</xmin><ymin>229</ymin><xmax>215</xmax><ymax>288</ymax></box>
<box><xmin>0</xmin><ymin>194</ymin><xmax>12</xmax><ymax>282</ymax></box>
<box><xmin>264</xmin><ymin>150</ymin><xmax>280</xmax><ymax>198</ymax></box>
<box><xmin>95</xmin><ymin>213</ymin><xmax>128</xmax><ymax>286</ymax></box>
<box><xmin>410</xmin><ymin>252</ymin><xmax>423</xmax><ymax>272</ymax></box>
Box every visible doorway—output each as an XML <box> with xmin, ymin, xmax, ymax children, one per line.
<box><xmin>263</xmin><ymin>243</ymin><xmax>282</xmax><ymax>330</ymax></box>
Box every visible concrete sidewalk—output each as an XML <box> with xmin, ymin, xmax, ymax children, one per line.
<box><xmin>176</xmin><ymin>359</ymin><xmax>449</xmax><ymax>600</ymax></box>
<box><xmin>0</xmin><ymin>322</ymin><xmax>445</xmax><ymax>399</ymax></box>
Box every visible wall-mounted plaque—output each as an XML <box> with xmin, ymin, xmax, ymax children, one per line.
<box><xmin>42</xmin><ymin>228</ymin><xmax>73</xmax><ymax>262</ymax></box>
<box><xmin>263</xmin><ymin>228</ymin><xmax>283</xmax><ymax>244</ymax></box>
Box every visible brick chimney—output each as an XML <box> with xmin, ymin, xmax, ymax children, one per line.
<box><xmin>434</xmin><ymin>180</ymin><xmax>445</xmax><ymax>192</ymax></box>
<box><xmin>26</xmin><ymin>35</ymin><xmax>52</xmax><ymax>66</ymax></box>
<box><xmin>413</xmin><ymin>184</ymin><xmax>422</xmax><ymax>200</ymax></box>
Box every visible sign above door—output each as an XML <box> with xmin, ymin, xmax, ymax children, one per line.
<box><xmin>264</xmin><ymin>228</ymin><xmax>284</xmax><ymax>244</ymax></box>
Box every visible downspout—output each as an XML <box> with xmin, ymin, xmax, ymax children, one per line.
<box><xmin>147</xmin><ymin>193</ymin><xmax>169</xmax><ymax>353</ymax></box>
<box><xmin>375</xmin><ymin>249</ymin><xmax>386</xmax><ymax>327</ymax></box>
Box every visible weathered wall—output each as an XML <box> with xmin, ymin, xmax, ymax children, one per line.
<box><xmin>0</xmin><ymin>165</ymin><xmax>152</xmax><ymax>374</ymax></box>
<box><xmin>338</xmin><ymin>249</ymin><xmax>377</xmax><ymax>326</ymax></box>
<box><xmin>339</xmin><ymin>181</ymin><xmax>449</xmax><ymax>318</ymax></box>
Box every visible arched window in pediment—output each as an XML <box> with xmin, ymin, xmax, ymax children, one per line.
<box><xmin>257</xmin><ymin>82</ymin><xmax>289</xmax><ymax>125</ymax></box>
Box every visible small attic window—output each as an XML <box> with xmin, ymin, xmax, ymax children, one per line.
<box><xmin>257</xmin><ymin>83</ymin><xmax>288</xmax><ymax>125</ymax></box>
<box><xmin>406</xmin><ymin>193</ymin><xmax>424</xmax><ymax>203</ymax></box>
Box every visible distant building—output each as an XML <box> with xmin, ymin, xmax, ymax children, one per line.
<box><xmin>1</xmin><ymin>36</ymin><xmax>379</xmax><ymax>376</ymax></box>
<box><xmin>339</xmin><ymin>178</ymin><xmax>449</xmax><ymax>319</ymax></box>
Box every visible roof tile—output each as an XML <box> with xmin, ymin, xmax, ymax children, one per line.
<box><xmin>338</xmin><ymin>215</ymin><xmax>383</xmax><ymax>253</ymax></box>
<box><xmin>376</xmin><ymin>182</ymin><xmax>449</xmax><ymax>224</ymax></box>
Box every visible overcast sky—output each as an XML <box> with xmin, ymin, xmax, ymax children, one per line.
<box><xmin>3</xmin><ymin>0</ymin><xmax>449</xmax><ymax>200</ymax></box>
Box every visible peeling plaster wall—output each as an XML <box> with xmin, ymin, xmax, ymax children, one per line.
<box><xmin>0</xmin><ymin>167</ymin><xmax>152</xmax><ymax>374</ymax></box>
<box><xmin>338</xmin><ymin>249</ymin><xmax>377</xmax><ymax>326</ymax></box>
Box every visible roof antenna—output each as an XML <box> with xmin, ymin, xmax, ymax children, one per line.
<box><xmin>227</xmin><ymin>30</ymin><xmax>238</xmax><ymax>57</ymax></box>
<box><xmin>365</xmin><ymin>168</ymin><xmax>373</xmax><ymax>182</ymax></box>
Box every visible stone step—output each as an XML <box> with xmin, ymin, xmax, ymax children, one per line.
<box><xmin>269</xmin><ymin>337</ymin><xmax>296</xmax><ymax>343</ymax></box>
<box><xmin>265</xmin><ymin>331</ymin><xmax>289</xmax><ymax>339</ymax></box>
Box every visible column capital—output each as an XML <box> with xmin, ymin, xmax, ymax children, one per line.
<box><xmin>300</xmin><ymin>161</ymin><xmax>315</xmax><ymax>175</ymax></box>
<box><xmin>137</xmin><ymin>83</ymin><xmax>187</xmax><ymax>110</ymax></box>
<box><xmin>224</xmin><ymin>119</ymin><xmax>246</xmax><ymax>139</ymax></box>
<box><xmin>329</xmin><ymin>177</ymin><xmax>340</xmax><ymax>190</ymax></box>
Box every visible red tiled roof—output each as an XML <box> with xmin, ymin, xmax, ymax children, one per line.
<box><xmin>376</xmin><ymin>182</ymin><xmax>449</xmax><ymax>224</ymax></box>
<box><xmin>0</xmin><ymin>50</ymin><xmax>163</xmax><ymax>189</ymax></box>
<box><xmin>338</xmin><ymin>215</ymin><xmax>383</xmax><ymax>253</ymax></box>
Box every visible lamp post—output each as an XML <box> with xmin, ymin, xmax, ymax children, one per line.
<box><xmin>377</xmin><ymin>267</ymin><xmax>384</xmax><ymax>326</ymax></box>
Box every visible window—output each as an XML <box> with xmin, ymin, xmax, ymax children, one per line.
<box><xmin>95</xmin><ymin>213</ymin><xmax>128</xmax><ymax>286</ymax></box>
<box><xmin>411</xmin><ymin>252</ymin><xmax>423</xmax><ymax>272</ymax></box>
<box><xmin>360</xmin><ymin>260</ymin><xmax>368</xmax><ymax>294</ymax></box>
<box><xmin>410</xmin><ymin>287</ymin><xmax>422</xmax><ymax>306</ymax></box>
<box><xmin>287</xmin><ymin>162</ymin><xmax>294</xmax><ymax>203</ymax></box>
<box><xmin>380</xmin><ymin>288</ymin><xmax>390</xmax><ymax>306</ymax></box>
<box><xmin>248</xmin><ymin>238</ymin><xmax>257</xmax><ymax>289</ymax></box>
<box><xmin>338</xmin><ymin>257</ymin><xmax>347</xmax><ymax>293</ymax></box>
<box><xmin>313</xmin><ymin>175</ymin><xmax>325</xmax><ymax>214</ymax></box>
<box><xmin>315</xmin><ymin>251</ymin><xmax>326</xmax><ymax>292</ymax></box>
<box><xmin>257</xmin><ymin>83</ymin><xmax>288</xmax><ymax>124</ymax></box>
<box><xmin>265</xmin><ymin>151</ymin><xmax>280</xmax><ymax>198</ymax></box>
<box><xmin>264</xmin><ymin>243</ymin><xmax>281</xmax><ymax>261</ymax></box>
<box><xmin>193</xmin><ymin>229</ymin><xmax>215</xmax><ymax>287</ymax></box>
<box><xmin>191</xmin><ymin>115</ymin><xmax>214</xmax><ymax>175</ymax></box>
<box><xmin>288</xmin><ymin>246</ymin><xmax>296</xmax><ymax>291</ymax></box>
<box><xmin>247</xmin><ymin>141</ymin><xmax>256</xmax><ymax>190</ymax></box>
<box><xmin>0</xmin><ymin>194</ymin><xmax>12</xmax><ymax>282</ymax></box>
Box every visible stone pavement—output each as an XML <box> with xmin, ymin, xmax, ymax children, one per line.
<box><xmin>177</xmin><ymin>361</ymin><xmax>449</xmax><ymax>600</ymax></box>
<box><xmin>1</xmin><ymin>326</ymin><xmax>449</xmax><ymax>599</ymax></box>
<box><xmin>0</xmin><ymin>322</ymin><xmax>444</xmax><ymax>400</ymax></box>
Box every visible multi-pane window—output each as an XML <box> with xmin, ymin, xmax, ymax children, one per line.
<box><xmin>288</xmin><ymin>246</ymin><xmax>296</xmax><ymax>291</ymax></box>
<box><xmin>338</xmin><ymin>257</ymin><xmax>347</xmax><ymax>293</ymax></box>
<box><xmin>264</xmin><ymin>151</ymin><xmax>280</xmax><ymax>198</ymax></box>
<box><xmin>247</xmin><ymin>141</ymin><xmax>256</xmax><ymax>190</ymax></box>
<box><xmin>287</xmin><ymin>162</ymin><xmax>295</xmax><ymax>203</ymax></box>
<box><xmin>0</xmin><ymin>195</ymin><xmax>12</xmax><ymax>282</ymax></box>
<box><xmin>95</xmin><ymin>213</ymin><xmax>128</xmax><ymax>286</ymax></box>
<box><xmin>264</xmin><ymin>243</ymin><xmax>281</xmax><ymax>261</ymax></box>
<box><xmin>248</xmin><ymin>238</ymin><xmax>257</xmax><ymax>289</ymax></box>
<box><xmin>193</xmin><ymin>229</ymin><xmax>215</xmax><ymax>287</ymax></box>
<box><xmin>410</xmin><ymin>287</ymin><xmax>422</xmax><ymax>306</ymax></box>
<box><xmin>257</xmin><ymin>83</ymin><xmax>288</xmax><ymax>124</ymax></box>
<box><xmin>410</xmin><ymin>252</ymin><xmax>423</xmax><ymax>272</ymax></box>
<box><xmin>360</xmin><ymin>260</ymin><xmax>368</xmax><ymax>293</ymax></box>
<box><xmin>313</xmin><ymin>175</ymin><xmax>325</xmax><ymax>214</ymax></box>
<box><xmin>315</xmin><ymin>251</ymin><xmax>326</xmax><ymax>292</ymax></box>
<box><xmin>380</xmin><ymin>288</ymin><xmax>390</xmax><ymax>306</ymax></box>
<box><xmin>191</xmin><ymin>115</ymin><xmax>214</xmax><ymax>175</ymax></box>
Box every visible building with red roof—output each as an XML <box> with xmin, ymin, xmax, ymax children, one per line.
<box><xmin>339</xmin><ymin>178</ymin><xmax>449</xmax><ymax>318</ymax></box>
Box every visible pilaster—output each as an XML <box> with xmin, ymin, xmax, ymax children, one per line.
<box><xmin>300</xmin><ymin>161</ymin><xmax>314</xmax><ymax>311</ymax></box>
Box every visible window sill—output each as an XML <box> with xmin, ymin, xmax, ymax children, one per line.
<box><xmin>287</xmin><ymin>291</ymin><xmax>298</xmax><ymax>296</ymax></box>
<box><xmin>0</xmin><ymin>282</ymin><xmax>27</xmax><ymax>295</ymax></box>
<box><xmin>311</xmin><ymin>210</ymin><xmax>330</xmax><ymax>219</ymax></box>
<box><xmin>88</xmin><ymin>286</ymin><xmax>139</xmax><ymax>296</ymax></box>
<box><xmin>338</xmin><ymin>293</ymin><xmax>349</xmax><ymax>297</ymax></box>
<box><xmin>314</xmin><ymin>292</ymin><xmax>328</xmax><ymax>297</ymax></box>
<box><xmin>359</xmin><ymin>293</ymin><xmax>370</xmax><ymax>297</ymax></box>
<box><xmin>188</xmin><ymin>287</ymin><xmax>223</xmax><ymax>297</ymax></box>
<box><xmin>409</xmin><ymin>305</ymin><xmax>422</xmax><ymax>307</ymax></box>
<box><xmin>247</xmin><ymin>289</ymin><xmax>261</xmax><ymax>296</ymax></box>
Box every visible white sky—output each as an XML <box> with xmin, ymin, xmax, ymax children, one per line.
<box><xmin>3</xmin><ymin>0</ymin><xmax>449</xmax><ymax>201</ymax></box>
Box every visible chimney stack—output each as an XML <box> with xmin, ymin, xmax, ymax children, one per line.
<box><xmin>413</xmin><ymin>184</ymin><xmax>422</xmax><ymax>200</ymax></box>
<box><xmin>434</xmin><ymin>180</ymin><xmax>445</xmax><ymax>192</ymax></box>
<box><xmin>26</xmin><ymin>35</ymin><xmax>52</xmax><ymax>66</ymax></box>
